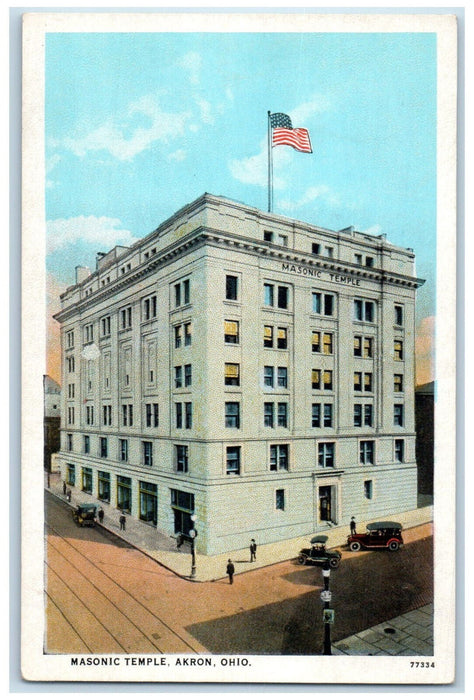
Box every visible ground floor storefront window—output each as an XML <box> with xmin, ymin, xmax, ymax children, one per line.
<box><xmin>139</xmin><ymin>481</ymin><xmax>157</xmax><ymax>525</ymax></box>
<box><xmin>81</xmin><ymin>467</ymin><xmax>93</xmax><ymax>494</ymax></box>
<box><xmin>98</xmin><ymin>470</ymin><xmax>111</xmax><ymax>502</ymax></box>
<box><xmin>66</xmin><ymin>464</ymin><xmax>75</xmax><ymax>486</ymax></box>
<box><xmin>171</xmin><ymin>489</ymin><xmax>195</xmax><ymax>535</ymax></box>
<box><xmin>117</xmin><ymin>475</ymin><xmax>131</xmax><ymax>513</ymax></box>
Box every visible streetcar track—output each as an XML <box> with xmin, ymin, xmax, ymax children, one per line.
<box><xmin>45</xmin><ymin>521</ymin><xmax>201</xmax><ymax>653</ymax></box>
<box><xmin>44</xmin><ymin>590</ymin><xmax>93</xmax><ymax>653</ymax></box>
<box><xmin>45</xmin><ymin>545</ymin><xmax>157</xmax><ymax>654</ymax></box>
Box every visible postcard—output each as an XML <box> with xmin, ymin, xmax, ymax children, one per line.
<box><xmin>21</xmin><ymin>10</ymin><xmax>457</xmax><ymax>685</ymax></box>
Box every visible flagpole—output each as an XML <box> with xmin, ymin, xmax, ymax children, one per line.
<box><xmin>267</xmin><ymin>110</ymin><xmax>273</xmax><ymax>213</ymax></box>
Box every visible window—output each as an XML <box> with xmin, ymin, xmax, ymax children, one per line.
<box><xmin>119</xmin><ymin>439</ymin><xmax>128</xmax><ymax>462</ymax></box>
<box><xmin>394</xmin><ymin>404</ymin><xmax>404</xmax><ymax>426</ymax></box>
<box><xmin>277</xmin><ymin>327</ymin><xmax>288</xmax><ymax>349</ymax></box>
<box><xmin>225</xmin><ymin>363</ymin><xmax>240</xmax><ymax>386</ymax></box>
<box><xmin>264</xmin><ymin>230</ymin><xmax>273</xmax><ymax>242</ymax></box>
<box><xmin>318</xmin><ymin>442</ymin><xmax>334</xmax><ymax>468</ymax></box>
<box><xmin>176</xmin><ymin>402</ymin><xmax>183</xmax><ymax>429</ymax></box>
<box><xmin>174</xmin><ymin>325</ymin><xmax>182</xmax><ymax>348</ymax></box>
<box><xmin>176</xmin><ymin>445</ymin><xmax>189</xmax><ymax>473</ymax></box>
<box><xmin>365</xmin><ymin>256</ymin><xmax>374</xmax><ymax>268</ymax></box>
<box><xmin>312</xmin><ymin>243</ymin><xmax>320</xmax><ymax>255</ymax></box>
<box><xmin>394</xmin><ymin>304</ymin><xmax>404</xmax><ymax>326</ymax></box>
<box><xmin>364</xmin><ymin>480</ymin><xmax>373</xmax><ymax>499</ymax></box>
<box><xmin>356</xmin><ymin>372</ymin><xmax>373</xmax><ymax>392</ymax></box>
<box><xmin>394</xmin><ymin>340</ymin><xmax>404</xmax><ymax>361</ymax></box>
<box><xmin>264</xmin><ymin>402</ymin><xmax>274</xmax><ymax>428</ymax></box>
<box><xmin>270</xmin><ymin>444</ymin><xmax>289</xmax><ymax>471</ymax></box>
<box><xmin>353</xmin><ymin>404</ymin><xmax>362</xmax><ymax>427</ymax></box>
<box><xmin>323</xmin><ymin>403</ymin><xmax>333</xmax><ymax>427</ymax></box>
<box><xmin>184</xmin><ymin>364</ymin><xmax>192</xmax><ymax>387</ymax></box>
<box><xmin>98</xmin><ymin>471</ymin><xmax>111</xmax><ymax>503</ymax></box>
<box><xmin>364</xmin><ymin>404</ymin><xmax>373</xmax><ymax>427</ymax></box>
<box><xmin>184</xmin><ymin>323</ymin><xmax>192</xmax><ymax>346</ymax></box>
<box><xmin>355</xmin><ymin>336</ymin><xmax>374</xmax><ymax>357</ymax></box>
<box><xmin>143</xmin><ymin>441</ymin><xmax>153</xmax><ymax>466</ymax></box>
<box><xmin>102</xmin><ymin>405</ymin><xmax>112</xmax><ymax>426</ymax></box>
<box><xmin>225</xmin><ymin>320</ymin><xmax>239</xmax><ymax>344</ymax></box>
<box><xmin>354</xmin><ymin>299</ymin><xmax>375</xmax><ymax>322</ymax></box>
<box><xmin>143</xmin><ymin>295</ymin><xmax>157</xmax><ymax>321</ymax></box>
<box><xmin>264</xmin><ymin>284</ymin><xmax>289</xmax><ymax>309</ymax></box>
<box><xmin>276</xmin><ymin>233</ymin><xmax>288</xmax><ymax>246</ymax></box>
<box><xmin>360</xmin><ymin>440</ymin><xmax>374</xmax><ymax>465</ymax></box>
<box><xmin>175</xmin><ymin>279</ymin><xmax>190</xmax><ymax>307</ymax></box>
<box><xmin>185</xmin><ymin>402</ymin><xmax>192</xmax><ymax>429</ymax></box>
<box><xmin>278</xmin><ymin>403</ymin><xmax>288</xmax><ymax>427</ymax></box>
<box><xmin>364</xmin><ymin>373</ymin><xmax>373</xmax><ymax>392</ymax></box>
<box><xmin>67</xmin><ymin>406</ymin><xmax>75</xmax><ymax>425</ymax></box>
<box><xmin>355</xmin><ymin>254</ymin><xmax>363</xmax><ymax>265</ymax></box>
<box><xmin>322</xmin><ymin>370</ymin><xmax>333</xmax><ymax>390</ymax></box>
<box><xmin>395</xmin><ymin>438</ymin><xmax>405</xmax><ymax>462</ymax></box>
<box><xmin>226</xmin><ymin>446</ymin><xmax>241</xmax><ymax>475</ymax></box>
<box><xmin>312</xmin><ymin>369</ymin><xmax>321</xmax><ymax>390</ymax></box>
<box><xmin>82</xmin><ymin>467</ymin><xmax>93</xmax><ymax>494</ymax></box>
<box><xmin>66</xmin><ymin>330</ymin><xmax>74</xmax><ymax>348</ymax></box>
<box><xmin>66</xmin><ymin>464</ymin><xmax>75</xmax><ymax>486</ymax></box>
<box><xmin>323</xmin><ymin>333</ymin><xmax>333</xmax><ymax>355</ymax></box>
<box><xmin>312</xmin><ymin>403</ymin><xmax>321</xmax><ymax>427</ymax></box>
<box><xmin>84</xmin><ymin>323</ymin><xmax>94</xmax><ymax>343</ymax></box>
<box><xmin>67</xmin><ymin>356</ymin><xmax>75</xmax><ymax>373</ymax></box>
<box><xmin>264</xmin><ymin>366</ymin><xmax>274</xmax><ymax>387</ymax></box>
<box><xmin>277</xmin><ymin>367</ymin><xmax>288</xmax><ymax>388</ymax></box>
<box><xmin>68</xmin><ymin>382</ymin><xmax>75</xmax><ymax>398</ymax></box>
<box><xmin>101</xmin><ymin>316</ymin><xmax>111</xmax><ymax>336</ymax></box>
<box><xmin>275</xmin><ymin>489</ymin><xmax>285</xmax><ymax>510</ymax></box>
<box><xmin>225</xmin><ymin>402</ymin><xmax>240</xmax><ymax>428</ymax></box>
<box><xmin>324</xmin><ymin>246</ymin><xmax>334</xmax><ymax>258</ymax></box>
<box><xmin>146</xmin><ymin>403</ymin><xmax>159</xmax><ymax>428</ymax></box>
<box><xmin>312</xmin><ymin>292</ymin><xmax>334</xmax><ymax>316</ymax></box>
<box><xmin>86</xmin><ymin>405</ymin><xmax>94</xmax><ymax>425</ymax></box>
<box><xmin>83</xmin><ymin>435</ymin><xmax>90</xmax><ymax>454</ymax></box>
<box><xmin>121</xmin><ymin>404</ymin><xmax>133</xmax><ymax>427</ymax></box>
<box><xmin>312</xmin><ymin>331</ymin><xmax>321</xmax><ymax>353</ymax></box>
<box><xmin>394</xmin><ymin>374</ymin><xmax>404</xmax><ymax>392</ymax></box>
<box><xmin>264</xmin><ymin>325</ymin><xmax>273</xmax><ymax>348</ymax></box>
<box><xmin>226</xmin><ymin>275</ymin><xmax>238</xmax><ymax>301</ymax></box>
<box><xmin>100</xmin><ymin>437</ymin><xmax>108</xmax><ymax>459</ymax></box>
<box><xmin>120</xmin><ymin>306</ymin><xmax>132</xmax><ymax>329</ymax></box>
<box><xmin>67</xmin><ymin>433</ymin><xmax>73</xmax><ymax>451</ymax></box>
<box><xmin>175</xmin><ymin>366</ymin><xmax>182</xmax><ymax>388</ymax></box>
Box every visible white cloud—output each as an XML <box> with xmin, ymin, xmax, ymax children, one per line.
<box><xmin>290</xmin><ymin>94</ymin><xmax>331</xmax><ymax>125</ymax></box>
<box><xmin>46</xmin><ymin>215</ymin><xmax>134</xmax><ymax>255</ymax></box>
<box><xmin>177</xmin><ymin>52</ymin><xmax>202</xmax><ymax>86</ymax></box>
<box><xmin>278</xmin><ymin>185</ymin><xmax>340</xmax><ymax>212</ymax></box>
<box><xmin>168</xmin><ymin>149</ymin><xmax>187</xmax><ymax>162</ymax></box>
<box><xmin>54</xmin><ymin>94</ymin><xmax>192</xmax><ymax>162</ymax></box>
<box><xmin>229</xmin><ymin>140</ymin><xmax>291</xmax><ymax>188</ymax></box>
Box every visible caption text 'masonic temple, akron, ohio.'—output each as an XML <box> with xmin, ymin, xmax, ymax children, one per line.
<box><xmin>54</xmin><ymin>193</ymin><xmax>424</xmax><ymax>555</ymax></box>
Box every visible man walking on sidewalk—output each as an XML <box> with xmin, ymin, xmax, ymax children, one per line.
<box><xmin>226</xmin><ymin>559</ymin><xmax>235</xmax><ymax>585</ymax></box>
<box><xmin>119</xmin><ymin>512</ymin><xmax>126</xmax><ymax>531</ymax></box>
<box><xmin>250</xmin><ymin>538</ymin><xmax>257</xmax><ymax>562</ymax></box>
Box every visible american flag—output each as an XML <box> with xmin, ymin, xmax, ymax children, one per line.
<box><xmin>270</xmin><ymin>112</ymin><xmax>312</xmax><ymax>153</ymax></box>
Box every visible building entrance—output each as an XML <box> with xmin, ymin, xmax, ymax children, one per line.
<box><xmin>319</xmin><ymin>486</ymin><xmax>332</xmax><ymax>522</ymax></box>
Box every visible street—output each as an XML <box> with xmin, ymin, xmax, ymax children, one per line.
<box><xmin>45</xmin><ymin>491</ymin><xmax>433</xmax><ymax>655</ymax></box>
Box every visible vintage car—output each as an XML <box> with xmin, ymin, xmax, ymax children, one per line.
<box><xmin>347</xmin><ymin>521</ymin><xmax>403</xmax><ymax>552</ymax></box>
<box><xmin>297</xmin><ymin>535</ymin><xmax>342</xmax><ymax>569</ymax></box>
<box><xmin>72</xmin><ymin>503</ymin><xmax>98</xmax><ymax>527</ymax></box>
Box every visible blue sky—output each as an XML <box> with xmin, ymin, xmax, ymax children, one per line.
<box><xmin>45</xmin><ymin>31</ymin><xmax>437</xmax><ymax>328</ymax></box>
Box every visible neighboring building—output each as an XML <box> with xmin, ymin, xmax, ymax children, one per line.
<box><xmin>54</xmin><ymin>193</ymin><xmax>424</xmax><ymax>555</ymax></box>
<box><xmin>415</xmin><ymin>381</ymin><xmax>435</xmax><ymax>496</ymax></box>
<box><xmin>44</xmin><ymin>375</ymin><xmax>61</xmax><ymax>471</ymax></box>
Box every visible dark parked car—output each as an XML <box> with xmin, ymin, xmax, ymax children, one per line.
<box><xmin>347</xmin><ymin>521</ymin><xmax>403</xmax><ymax>552</ymax></box>
<box><xmin>298</xmin><ymin>535</ymin><xmax>342</xmax><ymax>568</ymax></box>
<box><xmin>72</xmin><ymin>503</ymin><xmax>98</xmax><ymax>527</ymax></box>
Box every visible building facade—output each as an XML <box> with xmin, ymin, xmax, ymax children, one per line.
<box><xmin>44</xmin><ymin>375</ymin><xmax>61</xmax><ymax>471</ymax></box>
<box><xmin>54</xmin><ymin>193</ymin><xmax>423</xmax><ymax>555</ymax></box>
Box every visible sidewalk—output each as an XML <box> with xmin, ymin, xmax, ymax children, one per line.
<box><xmin>46</xmin><ymin>472</ymin><xmax>433</xmax><ymax>584</ymax></box>
<box><xmin>331</xmin><ymin>604</ymin><xmax>433</xmax><ymax>656</ymax></box>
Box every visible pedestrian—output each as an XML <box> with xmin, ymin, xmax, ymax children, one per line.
<box><xmin>176</xmin><ymin>533</ymin><xmax>184</xmax><ymax>549</ymax></box>
<box><xmin>250</xmin><ymin>538</ymin><xmax>257</xmax><ymax>562</ymax></box>
<box><xmin>98</xmin><ymin>507</ymin><xmax>104</xmax><ymax>524</ymax></box>
<box><xmin>226</xmin><ymin>558</ymin><xmax>235</xmax><ymax>585</ymax></box>
<box><xmin>350</xmin><ymin>517</ymin><xmax>356</xmax><ymax>535</ymax></box>
<box><xmin>62</xmin><ymin>480</ymin><xmax>67</xmax><ymax>495</ymax></box>
<box><xmin>119</xmin><ymin>512</ymin><xmax>126</xmax><ymax>531</ymax></box>
<box><xmin>66</xmin><ymin>489</ymin><xmax>71</xmax><ymax>502</ymax></box>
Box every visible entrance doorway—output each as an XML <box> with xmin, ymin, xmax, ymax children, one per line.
<box><xmin>319</xmin><ymin>486</ymin><xmax>332</xmax><ymax>522</ymax></box>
